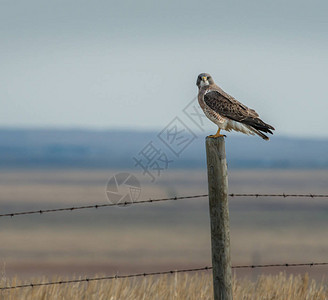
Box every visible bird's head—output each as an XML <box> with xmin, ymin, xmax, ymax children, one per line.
<box><xmin>196</xmin><ymin>73</ymin><xmax>214</xmax><ymax>89</ymax></box>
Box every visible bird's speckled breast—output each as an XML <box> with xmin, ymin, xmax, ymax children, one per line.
<box><xmin>198</xmin><ymin>87</ymin><xmax>227</xmax><ymax>126</ymax></box>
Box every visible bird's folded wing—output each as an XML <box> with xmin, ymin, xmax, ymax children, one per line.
<box><xmin>204</xmin><ymin>90</ymin><xmax>274</xmax><ymax>132</ymax></box>
<box><xmin>204</xmin><ymin>90</ymin><xmax>259</xmax><ymax>122</ymax></box>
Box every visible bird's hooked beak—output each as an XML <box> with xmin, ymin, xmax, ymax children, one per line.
<box><xmin>202</xmin><ymin>76</ymin><xmax>207</xmax><ymax>81</ymax></box>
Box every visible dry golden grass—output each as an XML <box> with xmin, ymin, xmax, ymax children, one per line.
<box><xmin>1</xmin><ymin>272</ymin><xmax>327</xmax><ymax>300</ymax></box>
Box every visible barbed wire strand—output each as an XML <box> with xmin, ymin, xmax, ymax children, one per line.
<box><xmin>1</xmin><ymin>193</ymin><xmax>328</xmax><ymax>218</ymax></box>
<box><xmin>229</xmin><ymin>194</ymin><xmax>328</xmax><ymax>198</ymax></box>
<box><xmin>0</xmin><ymin>194</ymin><xmax>208</xmax><ymax>218</ymax></box>
<box><xmin>1</xmin><ymin>262</ymin><xmax>327</xmax><ymax>291</ymax></box>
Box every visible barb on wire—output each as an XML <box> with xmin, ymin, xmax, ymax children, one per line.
<box><xmin>1</xmin><ymin>193</ymin><xmax>328</xmax><ymax>218</ymax></box>
<box><xmin>0</xmin><ymin>262</ymin><xmax>327</xmax><ymax>291</ymax></box>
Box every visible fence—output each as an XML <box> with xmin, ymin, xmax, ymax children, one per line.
<box><xmin>1</xmin><ymin>263</ymin><xmax>328</xmax><ymax>291</ymax></box>
<box><xmin>0</xmin><ymin>138</ymin><xmax>327</xmax><ymax>298</ymax></box>
<box><xmin>1</xmin><ymin>193</ymin><xmax>327</xmax><ymax>219</ymax></box>
<box><xmin>1</xmin><ymin>196</ymin><xmax>327</xmax><ymax>292</ymax></box>
<box><xmin>0</xmin><ymin>196</ymin><xmax>327</xmax><ymax>291</ymax></box>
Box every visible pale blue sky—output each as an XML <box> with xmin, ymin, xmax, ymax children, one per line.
<box><xmin>1</xmin><ymin>0</ymin><xmax>327</xmax><ymax>137</ymax></box>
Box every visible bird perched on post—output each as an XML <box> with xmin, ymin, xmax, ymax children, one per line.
<box><xmin>196</xmin><ymin>73</ymin><xmax>275</xmax><ymax>140</ymax></box>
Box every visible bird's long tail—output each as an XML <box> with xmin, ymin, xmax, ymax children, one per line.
<box><xmin>248</xmin><ymin>127</ymin><xmax>270</xmax><ymax>140</ymax></box>
<box><xmin>244</xmin><ymin>118</ymin><xmax>275</xmax><ymax>141</ymax></box>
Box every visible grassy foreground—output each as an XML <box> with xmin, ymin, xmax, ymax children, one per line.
<box><xmin>1</xmin><ymin>272</ymin><xmax>327</xmax><ymax>300</ymax></box>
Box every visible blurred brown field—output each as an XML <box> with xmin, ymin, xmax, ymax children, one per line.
<box><xmin>0</xmin><ymin>273</ymin><xmax>327</xmax><ymax>300</ymax></box>
<box><xmin>0</xmin><ymin>169</ymin><xmax>327</xmax><ymax>284</ymax></box>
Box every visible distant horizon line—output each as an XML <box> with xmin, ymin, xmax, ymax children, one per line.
<box><xmin>0</xmin><ymin>126</ymin><xmax>327</xmax><ymax>141</ymax></box>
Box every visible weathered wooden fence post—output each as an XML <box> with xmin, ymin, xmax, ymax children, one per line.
<box><xmin>205</xmin><ymin>136</ymin><xmax>233</xmax><ymax>300</ymax></box>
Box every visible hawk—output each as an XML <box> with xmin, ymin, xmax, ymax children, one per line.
<box><xmin>197</xmin><ymin>73</ymin><xmax>275</xmax><ymax>140</ymax></box>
